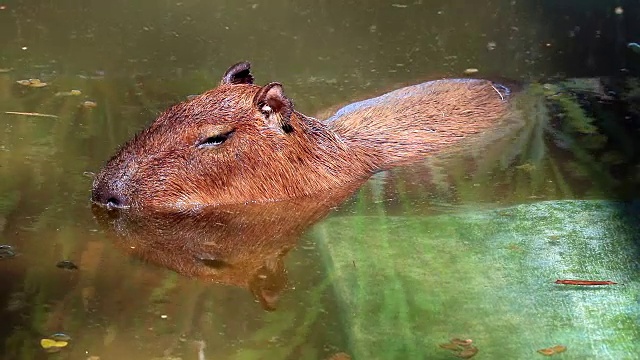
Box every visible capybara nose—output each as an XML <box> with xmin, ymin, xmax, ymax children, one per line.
<box><xmin>91</xmin><ymin>178</ymin><xmax>129</xmax><ymax>210</ymax></box>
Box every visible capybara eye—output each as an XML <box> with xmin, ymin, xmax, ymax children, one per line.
<box><xmin>197</xmin><ymin>130</ymin><xmax>234</xmax><ymax>149</ymax></box>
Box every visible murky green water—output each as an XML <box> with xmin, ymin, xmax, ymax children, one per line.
<box><xmin>1</xmin><ymin>1</ymin><xmax>639</xmax><ymax>359</ymax></box>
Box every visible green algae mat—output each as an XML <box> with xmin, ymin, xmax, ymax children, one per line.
<box><xmin>312</xmin><ymin>200</ymin><xmax>640</xmax><ymax>359</ymax></box>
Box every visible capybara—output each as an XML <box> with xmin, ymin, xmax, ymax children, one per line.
<box><xmin>91</xmin><ymin>61</ymin><xmax>513</xmax><ymax>209</ymax></box>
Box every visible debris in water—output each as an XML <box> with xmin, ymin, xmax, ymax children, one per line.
<box><xmin>555</xmin><ymin>279</ymin><xmax>617</xmax><ymax>286</ymax></box>
<box><xmin>16</xmin><ymin>78</ymin><xmax>48</xmax><ymax>88</ymax></box>
<box><xmin>439</xmin><ymin>338</ymin><xmax>478</xmax><ymax>358</ymax></box>
<box><xmin>0</xmin><ymin>245</ymin><xmax>16</xmax><ymax>259</ymax></box>
<box><xmin>82</xmin><ymin>101</ymin><xmax>98</xmax><ymax>109</ymax></box>
<box><xmin>195</xmin><ymin>340</ymin><xmax>206</xmax><ymax>360</ymax></box>
<box><xmin>628</xmin><ymin>43</ymin><xmax>640</xmax><ymax>54</ymax></box>
<box><xmin>515</xmin><ymin>163</ymin><xmax>536</xmax><ymax>172</ymax></box>
<box><xmin>5</xmin><ymin>292</ymin><xmax>26</xmax><ymax>311</ymax></box>
<box><xmin>40</xmin><ymin>338</ymin><xmax>69</xmax><ymax>352</ymax></box>
<box><xmin>537</xmin><ymin>345</ymin><xmax>566</xmax><ymax>356</ymax></box>
<box><xmin>537</xmin><ymin>348</ymin><xmax>554</xmax><ymax>356</ymax></box>
<box><xmin>439</xmin><ymin>343</ymin><xmax>462</xmax><ymax>351</ymax></box>
<box><xmin>451</xmin><ymin>338</ymin><xmax>473</xmax><ymax>346</ymax></box>
<box><xmin>56</xmin><ymin>260</ymin><xmax>79</xmax><ymax>270</ymax></box>
<box><xmin>0</xmin><ymin>68</ymin><xmax>13</xmax><ymax>73</ymax></box>
<box><xmin>457</xmin><ymin>346</ymin><xmax>479</xmax><ymax>359</ymax></box>
<box><xmin>463</xmin><ymin>68</ymin><xmax>479</xmax><ymax>75</ymax></box>
<box><xmin>55</xmin><ymin>89</ymin><xmax>82</xmax><ymax>97</ymax></box>
<box><xmin>327</xmin><ymin>352</ymin><xmax>352</xmax><ymax>360</ymax></box>
<box><xmin>4</xmin><ymin>111</ymin><xmax>59</xmax><ymax>119</ymax></box>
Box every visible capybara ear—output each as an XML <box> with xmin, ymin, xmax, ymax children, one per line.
<box><xmin>221</xmin><ymin>61</ymin><xmax>254</xmax><ymax>85</ymax></box>
<box><xmin>253</xmin><ymin>82</ymin><xmax>293</xmax><ymax>133</ymax></box>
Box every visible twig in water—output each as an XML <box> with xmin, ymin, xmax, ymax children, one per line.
<box><xmin>555</xmin><ymin>279</ymin><xmax>617</xmax><ymax>286</ymax></box>
<box><xmin>5</xmin><ymin>111</ymin><xmax>59</xmax><ymax>118</ymax></box>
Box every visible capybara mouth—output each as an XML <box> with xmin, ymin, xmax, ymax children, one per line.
<box><xmin>91</xmin><ymin>199</ymin><xmax>131</xmax><ymax>211</ymax></box>
<box><xmin>90</xmin><ymin>203</ymin><xmax>128</xmax><ymax>224</ymax></box>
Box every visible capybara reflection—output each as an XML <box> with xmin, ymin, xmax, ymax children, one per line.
<box><xmin>92</xmin><ymin>61</ymin><xmax>513</xmax><ymax>209</ymax></box>
<box><xmin>92</xmin><ymin>183</ymin><xmax>362</xmax><ymax>310</ymax></box>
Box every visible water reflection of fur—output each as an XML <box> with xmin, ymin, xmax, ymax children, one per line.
<box><xmin>92</xmin><ymin>182</ymin><xmax>360</xmax><ymax>311</ymax></box>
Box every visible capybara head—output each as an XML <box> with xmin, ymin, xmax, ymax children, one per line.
<box><xmin>91</xmin><ymin>62</ymin><xmax>361</xmax><ymax>210</ymax></box>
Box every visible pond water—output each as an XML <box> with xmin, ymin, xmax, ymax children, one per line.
<box><xmin>1</xmin><ymin>1</ymin><xmax>639</xmax><ymax>359</ymax></box>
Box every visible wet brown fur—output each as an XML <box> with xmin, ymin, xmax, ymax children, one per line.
<box><xmin>92</xmin><ymin>62</ymin><xmax>513</xmax><ymax>209</ymax></box>
<box><xmin>328</xmin><ymin>79</ymin><xmax>510</xmax><ymax>168</ymax></box>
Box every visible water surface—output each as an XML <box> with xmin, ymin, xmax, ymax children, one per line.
<box><xmin>1</xmin><ymin>1</ymin><xmax>639</xmax><ymax>359</ymax></box>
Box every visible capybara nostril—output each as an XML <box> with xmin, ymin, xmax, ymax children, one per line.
<box><xmin>91</xmin><ymin>176</ymin><xmax>130</xmax><ymax>209</ymax></box>
<box><xmin>105</xmin><ymin>196</ymin><xmax>125</xmax><ymax>209</ymax></box>
<box><xmin>93</xmin><ymin>190</ymin><xmax>128</xmax><ymax>209</ymax></box>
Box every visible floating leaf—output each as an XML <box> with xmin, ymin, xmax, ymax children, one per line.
<box><xmin>439</xmin><ymin>338</ymin><xmax>477</xmax><ymax>358</ymax></box>
<box><xmin>16</xmin><ymin>78</ymin><xmax>48</xmax><ymax>88</ymax></box>
<box><xmin>439</xmin><ymin>343</ymin><xmax>462</xmax><ymax>351</ymax></box>
<box><xmin>40</xmin><ymin>338</ymin><xmax>68</xmax><ymax>349</ymax></box>
<box><xmin>55</xmin><ymin>89</ymin><xmax>82</xmax><ymax>96</ymax></box>
<box><xmin>537</xmin><ymin>345</ymin><xmax>566</xmax><ymax>356</ymax></box>
<box><xmin>39</xmin><ymin>339</ymin><xmax>54</xmax><ymax>348</ymax></box>
<box><xmin>29</xmin><ymin>82</ymin><xmax>48</xmax><ymax>88</ymax></box>
<box><xmin>451</xmin><ymin>338</ymin><xmax>473</xmax><ymax>346</ymax></box>
<box><xmin>537</xmin><ymin>348</ymin><xmax>555</xmax><ymax>356</ymax></box>
<box><xmin>550</xmin><ymin>345</ymin><xmax>567</xmax><ymax>353</ymax></box>
<box><xmin>456</xmin><ymin>346</ymin><xmax>478</xmax><ymax>359</ymax></box>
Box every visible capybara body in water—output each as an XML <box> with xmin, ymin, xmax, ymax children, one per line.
<box><xmin>92</xmin><ymin>62</ymin><xmax>513</xmax><ymax>210</ymax></box>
